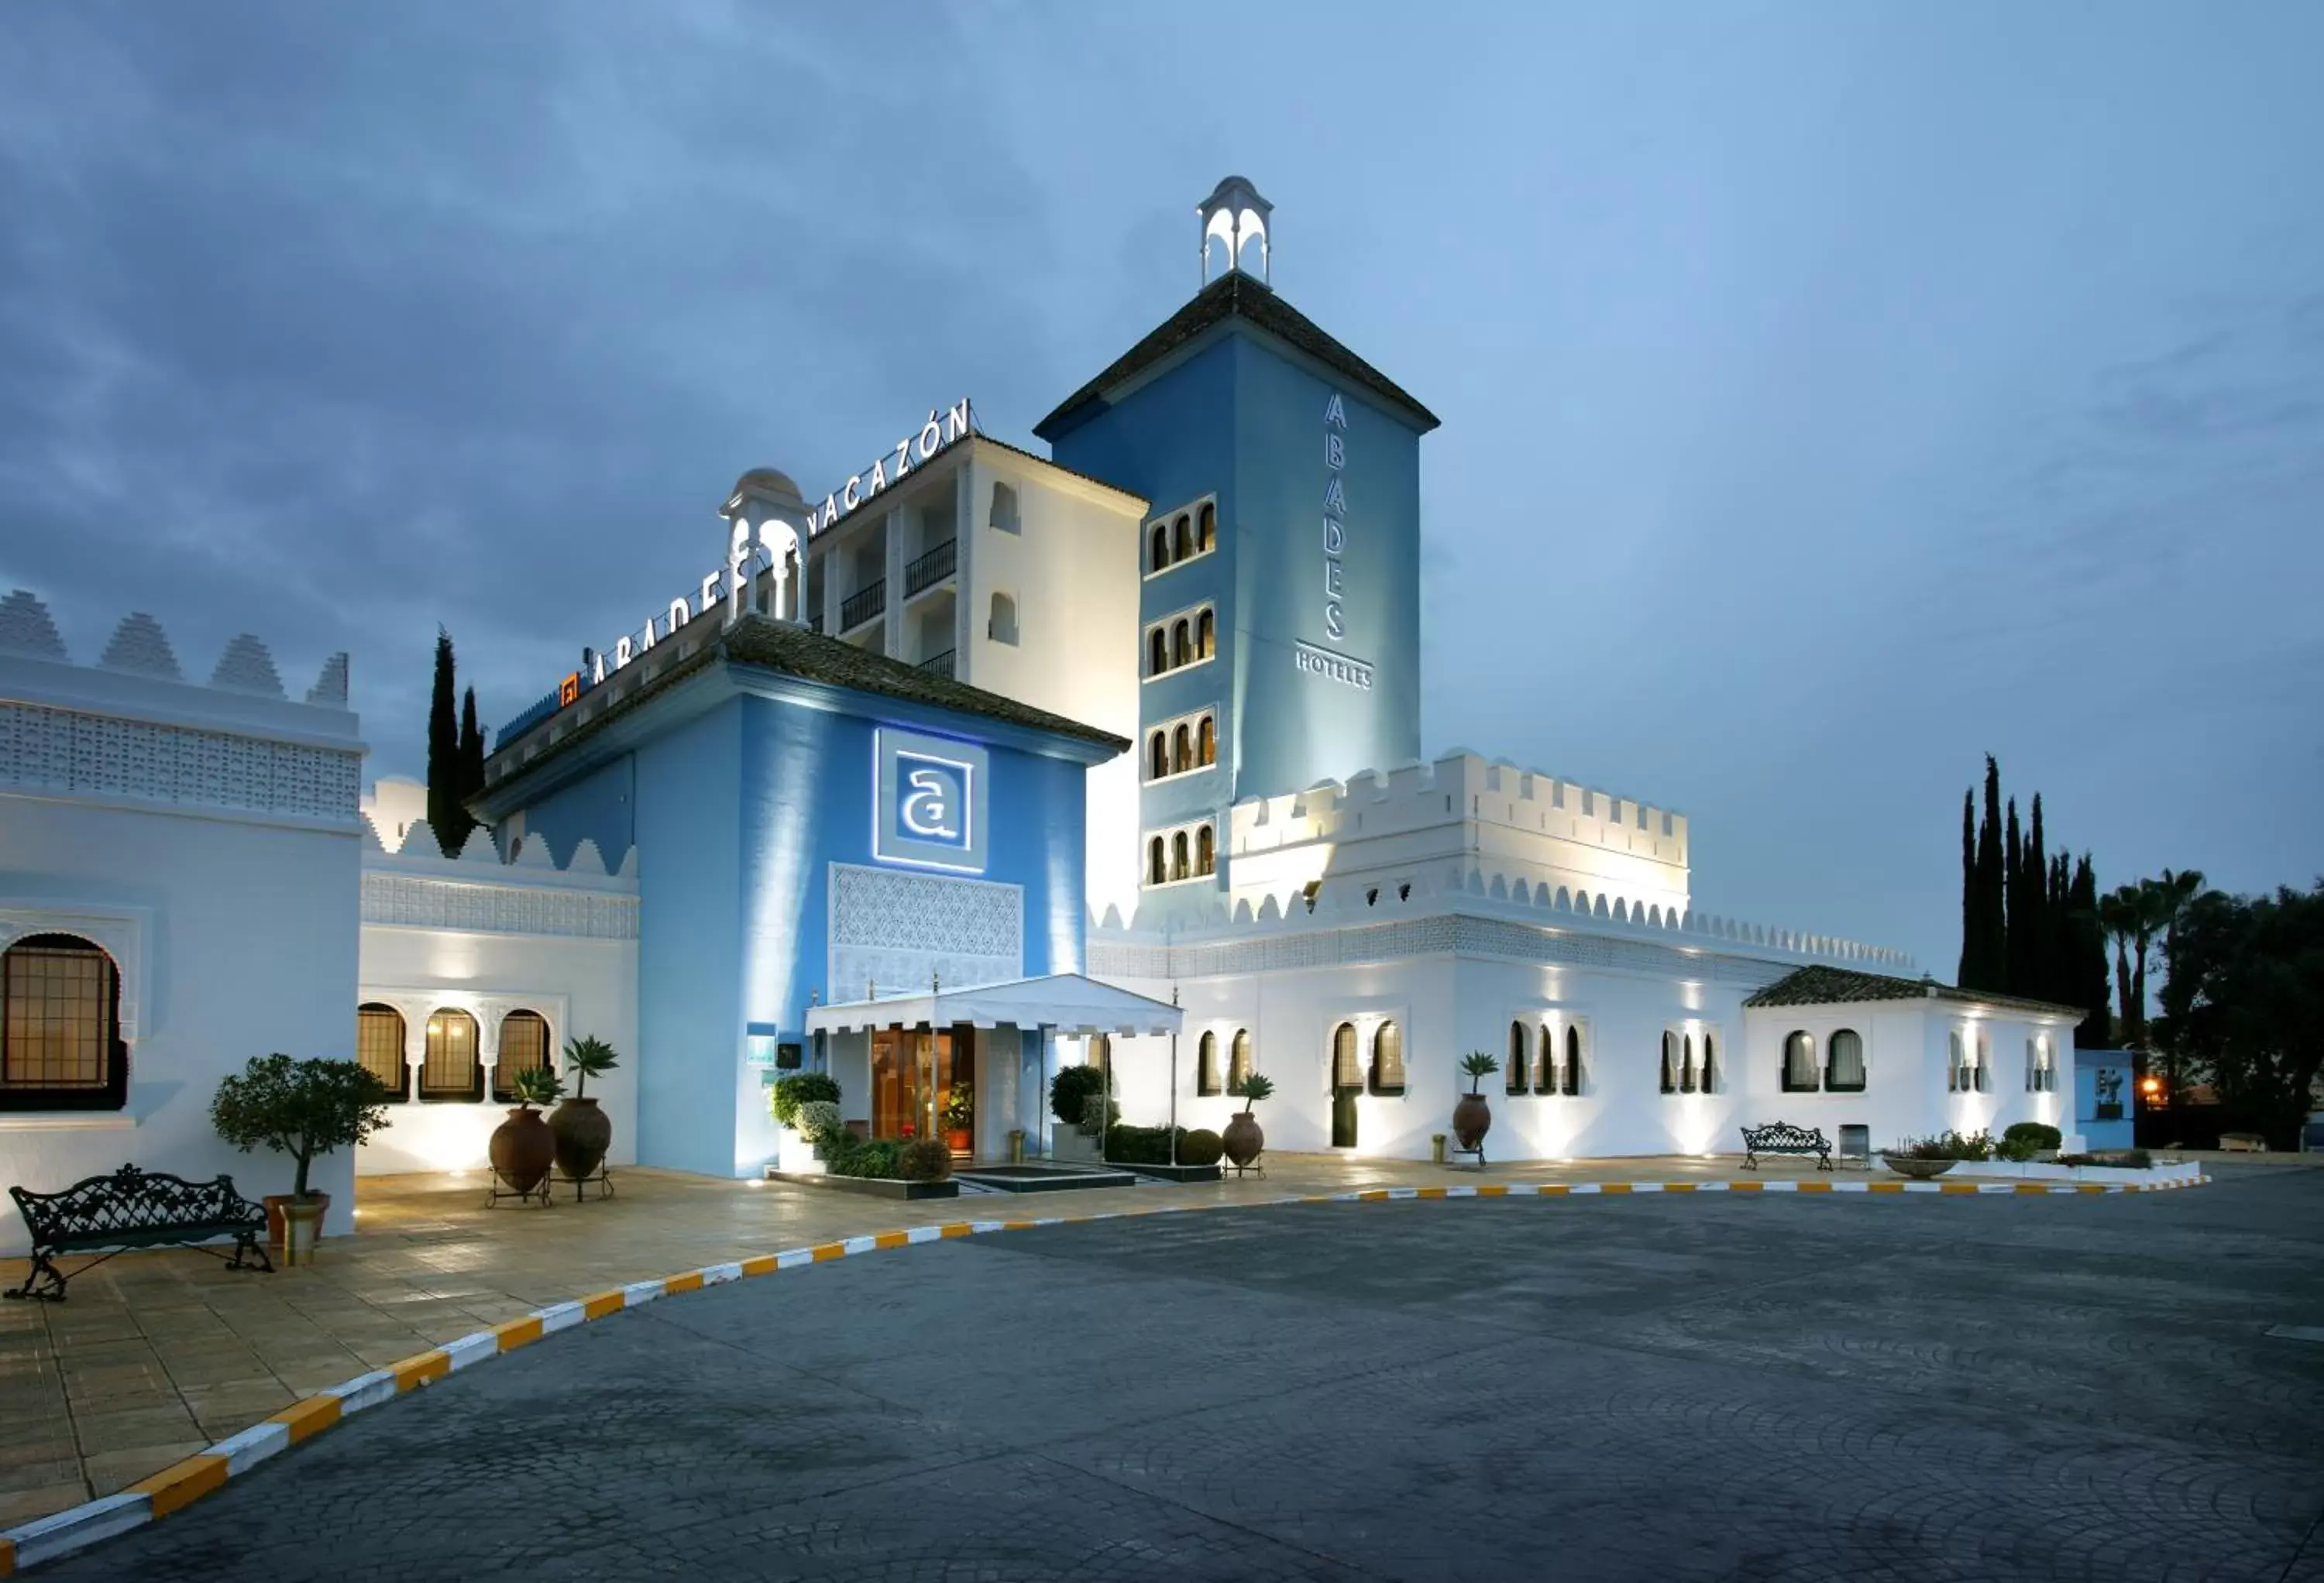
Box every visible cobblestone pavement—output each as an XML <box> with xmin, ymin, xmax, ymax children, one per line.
<box><xmin>35</xmin><ymin>1164</ymin><xmax>2324</xmax><ymax>1582</ymax></box>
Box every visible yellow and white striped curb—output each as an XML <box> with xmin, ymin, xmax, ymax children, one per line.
<box><xmin>0</xmin><ymin>1169</ymin><xmax>2208</xmax><ymax>1575</ymax></box>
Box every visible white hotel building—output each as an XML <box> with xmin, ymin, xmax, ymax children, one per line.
<box><xmin>0</xmin><ymin>181</ymin><xmax>2081</xmax><ymax>1246</ymax></box>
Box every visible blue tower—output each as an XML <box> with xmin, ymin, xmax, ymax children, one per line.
<box><xmin>1035</xmin><ymin>177</ymin><xmax>1437</xmax><ymax>902</ymax></box>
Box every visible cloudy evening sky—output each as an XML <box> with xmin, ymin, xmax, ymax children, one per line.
<box><xmin>3</xmin><ymin>2</ymin><xmax>2319</xmax><ymax>970</ymax></box>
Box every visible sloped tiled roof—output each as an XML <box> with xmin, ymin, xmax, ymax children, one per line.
<box><xmin>1744</xmin><ymin>964</ymin><xmax>2086</xmax><ymax>1018</ymax></box>
<box><xmin>1034</xmin><ymin>271</ymin><xmax>1440</xmax><ymax>441</ymax></box>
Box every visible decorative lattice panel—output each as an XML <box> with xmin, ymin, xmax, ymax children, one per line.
<box><xmin>360</xmin><ymin>874</ymin><xmax>639</xmax><ymax>940</ymax></box>
<box><xmin>0</xmin><ymin>703</ymin><xmax>359</xmax><ymax>822</ymax></box>
<box><xmin>827</xmin><ymin>863</ymin><xmax>1022</xmax><ymax>999</ymax></box>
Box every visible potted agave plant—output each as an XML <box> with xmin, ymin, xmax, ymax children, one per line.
<box><xmin>1223</xmin><ymin>1071</ymin><xmax>1274</xmax><ymax>1170</ymax></box>
<box><xmin>210</xmin><ymin>1053</ymin><xmax>393</xmax><ymax>1262</ymax></box>
<box><xmin>548</xmin><ymin>1035</ymin><xmax>620</xmax><ymax>1185</ymax></box>
<box><xmin>490</xmin><ymin>1064</ymin><xmax>563</xmax><ymax>1198</ymax></box>
<box><xmin>1453</xmin><ymin>1052</ymin><xmax>1499</xmax><ymax>1156</ymax></box>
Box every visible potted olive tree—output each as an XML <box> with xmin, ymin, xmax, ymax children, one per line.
<box><xmin>492</xmin><ymin>1065</ymin><xmax>562</xmax><ymax>1198</ymax></box>
<box><xmin>548</xmin><ymin>1035</ymin><xmax>621</xmax><ymax>1184</ymax></box>
<box><xmin>1453</xmin><ymin>1052</ymin><xmax>1499</xmax><ymax>1156</ymax></box>
<box><xmin>1223</xmin><ymin>1071</ymin><xmax>1274</xmax><ymax>1171</ymax></box>
<box><xmin>211</xmin><ymin>1053</ymin><xmax>394</xmax><ymax>1262</ymax></box>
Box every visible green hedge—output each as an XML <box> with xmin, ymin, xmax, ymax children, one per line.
<box><xmin>2002</xmin><ymin>1121</ymin><xmax>2062</xmax><ymax>1151</ymax></box>
<box><xmin>1180</xmin><ymin>1128</ymin><xmax>1224</xmax><ymax>1166</ymax></box>
<box><xmin>1050</xmin><ymin>1066</ymin><xmax>1106</xmax><ymax>1128</ymax></box>
<box><xmin>770</xmin><ymin>1071</ymin><xmax>841</xmax><ymax>1126</ymax></box>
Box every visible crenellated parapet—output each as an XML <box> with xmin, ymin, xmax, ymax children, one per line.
<box><xmin>0</xmin><ymin>590</ymin><xmax>361</xmax><ymax>827</ymax></box>
<box><xmin>1088</xmin><ymin>850</ymin><xmax>1912</xmax><ymax>979</ymax></box>
<box><xmin>361</xmin><ymin>816</ymin><xmax>638</xmax><ymax>940</ymax></box>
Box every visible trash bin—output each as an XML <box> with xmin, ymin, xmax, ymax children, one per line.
<box><xmin>1008</xmin><ymin>1128</ymin><xmax>1026</xmax><ymax>1165</ymax></box>
<box><xmin>1431</xmin><ymin>1133</ymin><xmax>1447</xmax><ymax>1165</ymax></box>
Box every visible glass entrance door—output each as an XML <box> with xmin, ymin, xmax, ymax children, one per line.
<box><xmin>870</xmin><ymin>1025</ymin><xmax>977</xmax><ymax>1149</ymax></box>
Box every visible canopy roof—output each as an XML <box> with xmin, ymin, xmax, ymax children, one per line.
<box><xmin>803</xmin><ymin>973</ymin><xmax>1181</xmax><ymax>1038</ymax></box>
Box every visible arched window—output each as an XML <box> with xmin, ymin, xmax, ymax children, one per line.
<box><xmin>356</xmin><ymin>1003</ymin><xmax>408</xmax><ymax>1103</ymax></box>
<box><xmin>1150</xmin><ymin>525</ymin><xmax>1170</xmax><ymax>572</ymax></box>
<box><xmin>1659</xmin><ymin>1031</ymin><xmax>1678</xmax><ymax>1094</ymax></box>
<box><xmin>1973</xmin><ymin>1032</ymin><xmax>1992</xmax><ymax>1093</ymax></box>
<box><xmin>1826</xmin><ymin>1029</ymin><xmax>1865</xmax><ymax>1093</ymax></box>
<box><xmin>1198</xmin><ymin>715</ymin><xmax>1216</xmax><ymax>765</ymax></box>
<box><xmin>2</xmin><ymin>934</ymin><xmax>128</xmax><ymax>1111</ymax></box>
<box><xmin>421</xmin><ymin>1008</ymin><xmax>483</xmax><ymax>1102</ymax></box>
<box><xmin>1701</xmin><ymin>1034</ymin><xmax>1717</xmax><ymax>1095</ymax></box>
<box><xmin>493</xmin><ymin>1009</ymin><xmax>551</xmax><ymax>1102</ymax></box>
<box><xmin>1172</xmin><ymin>723</ymin><xmax>1192</xmax><ymax>774</ymax></box>
<box><xmin>1195</xmin><ymin>825</ymin><xmax>1215</xmax><ymax>876</ymax></box>
<box><xmin>1228</xmin><ymin>1028</ymin><xmax>1253</xmax><ymax>1092</ymax></box>
<box><xmin>1507</xmin><ymin>1022</ymin><xmax>1529</xmax><ymax>1095</ymax></box>
<box><xmin>1564</xmin><ymin>1025</ymin><xmax>1584</xmax><ymax>1095</ymax></box>
<box><xmin>1198</xmin><ymin>501</ymin><xmax>1215</xmax><ymax>551</ymax></box>
<box><xmin>1148</xmin><ymin>836</ymin><xmax>1167</xmax><ymax>886</ymax></box>
<box><xmin>988</xmin><ymin>590</ymin><xmax>1018</xmax><ymax>645</ymax></box>
<box><xmin>1196</xmin><ymin>1032</ymin><xmax>1220</xmax><ymax>1096</ymax></box>
<box><xmin>1166</xmin><ymin>830</ymin><xmax>1187</xmax><ymax>880</ymax></box>
<box><xmin>1782</xmin><ymin>1031</ymin><xmax>1818</xmax><ymax>1093</ymax></box>
<box><xmin>1149</xmin><ymin>732</ymin><xmax>1168</xmax><ymax>781</ymax></box>
<box><xmin>1536</xmin><ymin>1022</ymin><xmax>1559</xmax><ymax>1094</ymax></box>
<box><xmin>1330</xmin><ymin>1022</ymin><xmax>1360</xmax><ymax>1092</ymax></box>
<box><xmin>1173</xmin><ymin>513</ymin><xmax>1191</xmax><ymax>561</ymax></box>
<box><xmin>1681</xmin><ymin>1033</ymin><xmax>1697</xmax><ymax>1094</ymax></box>
<box><xmin>1197</xmin><ymin>608</ymin><xmax>1215</xmax><ymax>658</ymax></box>
<box><xmin>1149</xmin><ymin>628</ymin><xmax>1167</xmax><ymax>676</ymax></box>
<box><xmin>1948</xmin><ymin>1030</ymin><xmax>1965</xmax><ymax>1093</ymax></box>
<box><xmin>1369</xmin><ymin>1021</ymin><xmax>1405</xmax><ymax>1096</ymax></box>
<box><xmin>1171</xmin><ymin>620</ymin><xmax>1191</xmax><ymax>667</ymax></box>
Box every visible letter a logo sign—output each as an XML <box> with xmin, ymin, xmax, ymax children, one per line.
<box><xmin>876</xmin><ymin>729</ymin><xmax>987</xmax><ymax>872</ymax></box>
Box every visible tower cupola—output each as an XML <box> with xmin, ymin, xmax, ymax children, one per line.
<box><xmin>1198</xmin><ymin>175</ymin><xmax>1272</xmax><ymax>287</ymax></box>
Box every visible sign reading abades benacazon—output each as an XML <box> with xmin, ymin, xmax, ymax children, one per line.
<box><xmin>873</xmin><ymin>726</ymin><xmax>988</xmax><ymax>874</ymax></box>
<box><xmin>1301</xmin><ymin>390</ymin><xmax>1373</xmax><ymax>692</ymax></box>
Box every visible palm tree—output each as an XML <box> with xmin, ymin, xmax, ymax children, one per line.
<box><xmin>2148</xmin><ymin>868</ymin><xmax>2206</xmax><ymax>1115</ymax></box>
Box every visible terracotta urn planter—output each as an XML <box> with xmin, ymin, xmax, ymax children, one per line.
<box><xmin>277</xmin><ymin>1197</ymin><xmax>326</xmax><ymax>1265</ymax></box>
<box><xmin>1881</xmin><ymin>1154</ymin><xmax>1957</xmax><ymax>1180</ymax></box>
<box><xmin>1452</xmin><ymin>1093</ymin><xmax>1492</xmax><ymax>1152</ymax></box>
<box><xmin>491</xmin><ymin>1105</ymin><xmax>557</xmax><ymax>1194</ymax></box>
<box><xmin>1222</xmin><ymin>1111</ymin><xmax>1265</xmax><ymax>1169</ymax></box>
<box><xmin>548</xmin><ymin>1095</ymin><xmax>612</xmax><ymax>1182</ymax></box>
<box><xmin>263</xmin><ymin>1191</ymin><xmax>330</xmax><ymax>1252</ymax></box>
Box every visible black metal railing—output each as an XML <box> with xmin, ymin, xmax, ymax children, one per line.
<box><xmin>808</xmin><ymin>611</ymin><xmax>824</xmax><ymax>635</ymax></box>
<box><xmin>904</xmin><ymin>538</ymin><xmax>957</xmax><ymax>597</ymax></box>
<box><xmin>916</xmin><ymin>649</ymin><xmax>956</xmax><ymax>679</ymax></box>
<box><xmin>840</xmin><ymin>579</ymin><xmax>886</xmax><ymax>631</ymax></box>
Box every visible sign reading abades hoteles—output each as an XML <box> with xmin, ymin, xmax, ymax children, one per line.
<box><xmin>873</xmin><ymin>726</ymin><xmax>988</xmax><ymax>874</ymax></box>
<box><xmin>1295</xmin><ymin>389</ymin><xmax>1375</xmax><ymax>692</ymax></box>
<box><xmin>555</xmin><ymin>400</ymin><xmax>976</xmax><ymax>702</ymax></box>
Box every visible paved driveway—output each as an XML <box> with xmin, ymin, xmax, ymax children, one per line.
<box><xmin>40</xmin><ymin>1166</ymin><xmax>2324</xmax><ymax>1581</ymax></box>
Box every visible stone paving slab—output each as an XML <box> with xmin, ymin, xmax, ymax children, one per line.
<box><xmin>0</xmin><ymin>1150</ymin><xmax>2236</xmax><ymax>1539</ymax></box>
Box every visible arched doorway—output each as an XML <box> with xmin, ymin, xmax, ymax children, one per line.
<box><xmin>1329</xmin><ymin>1022</ymin><xmax>1360</xmax><ymax>1148</ymax></box>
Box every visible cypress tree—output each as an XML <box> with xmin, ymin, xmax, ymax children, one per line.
<box><xmin>2023</xmin><ymin>794</ymin><xmax>2050</xmax><ymax>1001</ymax></box>
<box><xmin>1969</xmin><ymin>756</ymin><xmax>2006</xmax><ymax>990</ymax></box>
<box><xmin>2003</xmin><ymin>797</ymin><xmax>2025</xmax><ymax>994</ymax></box>
<box><xmin>457</xmin><ymin>687</ymin><xmax>487</xmax><ymax>847</ymax></box>
<box><xmin>425</xmin><ymin>628</ymin><xmax>463</xmax><ymax>856</ymax></box>
<box><xmin>1956</xmin><ymin>789</ymin><xmax>1977</xmax><ymax>987</ymax></box>
<box><xmin>2068</xmin><ymin>854</ymin><xmax>2109</xmax><ymax>1046</ymax></box>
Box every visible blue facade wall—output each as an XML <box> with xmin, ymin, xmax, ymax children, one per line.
<box><xmin>512</xmin><ymin>753</ymin><xmax>634</xmax><ymax>870</ymax></box>
<box><xmin>1048</xmin><ymin>318</ymin><xmax>1425</xmax><ymax>898</ymax></box>
<box><xmin>631</xmin><ymin>702</ymin><xmax>744</xmax><ymax>1176</ymax></box>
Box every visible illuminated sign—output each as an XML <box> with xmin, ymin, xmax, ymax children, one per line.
<box><xmin>1302</xmin><ymin>390</ymin><xmax>1375</xmax><ymax>692</ymax></box>
<box><xmin>809</xmin><ymin>399</ymin><xmax>975</xmax><ymax>539</ymax></box>
<box><xmin>874</xmin><ymin>726</ymin><xmax>988</xmax><ymax>873</ymax></box>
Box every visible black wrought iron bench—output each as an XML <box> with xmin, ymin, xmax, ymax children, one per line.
<box><xmin>6</xmin><ymin>1163</ymin><xmax>272</xmax><ymax>1302</ymax></box>
<box><xmin>1739</xmin><ymin>1121</ymin><xmax>1834</xmax><ymax>1171</ymax></box>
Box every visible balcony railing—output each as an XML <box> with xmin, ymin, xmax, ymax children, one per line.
<box><xmin>807</xmin><ymin>611</ymin><xmax>824</xmax><ymax>635</ymax></box>
<box><xmin>839</xmin><ymin>579</ymin><xmax>886</xmax><ymax>632</ymax></box>
<box><xmin>904</xmin><ymin>538</ymin><xmax>957</xmax><ymax>598</ymax></box>
<box><xmin>915</xmin><ymin>649</ymin><xmax>956</xmax><ymax>680</ymax></box>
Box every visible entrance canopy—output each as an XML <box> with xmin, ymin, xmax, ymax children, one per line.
<box><xmin>804</xmin><ymin>973</ymin><xmax>1181</xmax><ymax>1039</ymax></box>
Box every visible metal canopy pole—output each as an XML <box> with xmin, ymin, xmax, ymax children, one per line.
<box><xmin>1168</xmin><ymin>986</ymin><xmax>1181</xmax><ymax>1167</ymax></box>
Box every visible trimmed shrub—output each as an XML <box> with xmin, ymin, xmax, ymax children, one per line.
<box><xmin>1051</xmin><ymin>1065</ymin><xmax>1106</xmax><ymax>1128</ymax></box>
<box><xmin>1996</xmin><ymin>1135</ymin><xmax>2039</xmax><ymax>1162</ymax></box>
<box><xmin>897</xmin><ymin>1138</ymin><xmax>954</xmax><ymax>1182</ymax></box>
<box><xmin>771</xmin><ymin>1071</ymin><xmax>841</xmax><ymax>1127</ymax></box>
<box><xmin>1081</xmin><ymin>1094</ymin><xmax>1120</xmax><ymax>1134</ymax></box>
<box><xmin>794</xmin><ymin>1101</ymin><xmax>844</xmax><ymax>1146</ymax></box>
<box><xmin>1103</xmin><ymin>1124</ymin><xmax>1181</xmax><ymax>1165</ymax></box>
<box><xmin>2002</xmin><ymin>1121</ymin><xmax>2062</xmax><ymax>1152</ymax></box>
<box><xmin>1180</xmin><ymin>1128</ymin><xmax>1224</xmax><ymax>1167</ymax></box>
<box><xmin>827</xmin><ymin>1139</ymin><xmax>905</xmax><ymax>1179</ymax></box>
<box><xmin>2059</xmin><ymin>1149</ymin><xmax>2153</xmax><ymax>1169</ymax></box>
